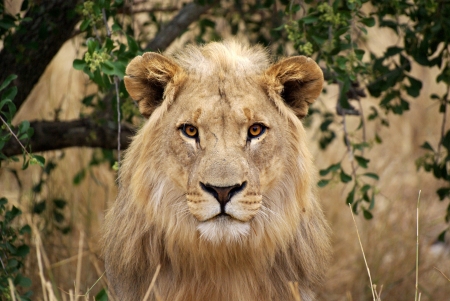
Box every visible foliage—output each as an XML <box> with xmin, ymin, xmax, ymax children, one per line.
<box><xmin>1</xmin><ymin>0</ymin><xmax>450</xmax><ymax>298</ymax></box>
<box><xmin>284</xmin><ymin>0</ymin><xmax>450</xmax><ymax>228</ymax></box>
<box><xmin>0</xmin><ymin>197</ymin><xmax>32</xmax><ymax>301</ymax></box>
<box><xmin>0</xmin><ymin>75</ymin><xmax>45</xmax><ymax>169</ymax></box>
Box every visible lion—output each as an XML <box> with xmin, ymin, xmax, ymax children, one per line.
<box><xmin>102</xmin><ymin>40</ymin><xmax>331</xmax><ymax>301</ymax></box>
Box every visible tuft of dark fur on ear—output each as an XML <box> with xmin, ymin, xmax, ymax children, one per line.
<box><xmin>124</xmin><ymin>52</ymin><xmax>185</xmax><ymax>118</ymax></box>
<box><xmin>265</xmin><ymin>56</ymin><xmax>324</xmax><ymax>118</ymax></box>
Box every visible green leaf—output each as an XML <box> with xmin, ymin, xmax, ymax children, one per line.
<box><xmin>14</xmin><ymin>275</ymin><xmax>32</xmax><ymax>288</ymax></box>
<box><xmin>112</xmin><ymin>23</ymin><xmax>122</xmax><ymax>32</ymax></box>
<box><xmin>54</xmin><ymin>211</ymin><xmax>65</xmax><ymax>223</ymax></box>
<box><xmin>442</xmin><ymin>130</ymin><xmax>450</xmax><ymax>151</ymax></box>
<box><xmin>421</xmin><ymin>141</ymin><xmax>434</xmax><ymax>151</ymax></box>
<box><xmin>6</xmin><ymin>206</ymin><xmax>22</xmax><ymax>222</ymax></box>
<box><xmin>346</xmin><ymin>186</ymin><xmax>356</xmax><ymax>204</ymax></box>
<box><xmin>363</xmin><ymin>209</ymin><xmax>373</xmax><ymax>219</ymax></box>
<box><xmin>33</xmin><ymin>201</ymin><xmax>46</xmax><ymax>214</ymax></box>
<box><xmin>31</xmin><ymin>155</ymin><xmax>45</xmax><ymax>167</ymax></box>
<box><xmin>363</xmin><ymin>172</ymin><xmax>379</xmax><ymax>180</ymax></box>
<box><xmin>0</xmin><ymin>197</ymin><xmax>7</xmax><ymax>206</ymax></box>
<box><xmin>300</xmin><ymin>15</ymin><xmax>319</xmax><ymax>24</ymax></box>
<box><xmin>385</xmin><ymin>46</ymin><xmax>403</xmax><ymax>57</ymax></box>
<box><xmin>317</xmin><ymin>179</ymin><xmax>330</xmax><ymax>187</ymax></box>
<box><xmin>437</xmin><ymin>187</ymin><xmax>450</xmax><ymax>200</ymax></box>
<box><xmin>126</xmin><ymin>35</ymin><xmax>139</xmax><ymax>53</ymax></box>
<box><xmin>53</xmin><ymin>199</ymin><xmax>67</xmax><ymax>209</ymax></box>
<box><xmin>200</xmin><ymin>18</ymin><xmax>215</xmax><ymax>28</ymax></box>
<box><xmin>87</xmin><ymin>38</ymin><xmax>99</xmax><ymax>54</ymax></box>
<box><xmin>319</xmin><ymin>163</ymin><xmax>341</xmax><ymax>176</ymax></box>
<box><xmin>20</xmin><ymin>224</ymin><xmax>31</xmax><ymax>235</ymax></box>
<box><xmin>111</xmin><ymin>61</ymin><xmax>126</xmax><ymax>78</ymax></box>
<box><xmin>311</xmin><ymin>34</ymin><xmax>327</xmax><ymax>46</ymax></box>
<box><xmin>360</xmin><ymin>184</ymin><xmax>371</xmax><ymax>194</ymax></box>
<box><xmin>0</xmin><ymin>74</ymin><xmax>17</xmax><ymax>91</ymax></box>
<box><xmin>73</xmin><ymin>59</ymin><xmax>86</xmax><ymax>71</ymax></box>
<box><xmin>340</xmin><ymin>170</ymin><xmax>352</xmax><ymax>183</ymax></box>
<box><xmin>80</xmin><ymin>19</ymin><xmax>91</xmax><ymax>31</ymax></box>
<box><xmin>101</xmin><ymin>61</ymin><xmax>115</xmax><ymax>75</ymax></box>
<box><xmin>354</xmin><ymin>49</ymin><xmax>365</xmax><ymax>61</ymax></box>
<box><xmin>7</xmin><ymin>259</ymin><xmax>18</xmax><ymax>268</ymax></box>
<box><xmin>354</xmin><ymin>155</ymin><xmax>370</xmax><ymax>168</ymax></box>
<box><xmin>3</xmin><ymin>86</ymin><xmax>18</xmax><ymax>102</ymax></box>
<box><xmin>18</xmin><ymin>120</ymin><xmax>30</xmax><ymax>135</ymax></box>
<box><xmin>405</xmin><ymin>76</ymin><xmax>422</xmax><ymax>97</ymax></box>
<box><xmin>16</xmin><ymin>245</ymin><xmax>30</xmax><ymax>257</ymax></box>
<box><xmin>360</xmin><ymin>17</ymin><xmax>375</xmax><ymax>27</ymax></box>
<box><xmin>95</xmin><ymin>288</ymin><xmax>109</xmax><ymax>301</ymax></box>
<box><xmin>73</xmin><ymin>169</ymin><xmax>86</xmax><ymax>185</ymax></box>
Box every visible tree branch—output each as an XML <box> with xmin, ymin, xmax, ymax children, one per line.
<box><xmin>1</xmin><ymin>2</ymin><xmax>213</xmax><ymax>158</ymax></box>
<box><xmin>145</xmin><ymin>2</ymin><xmax>211</xmax><ymax>51</ymax></box>
<box><xmin>1</xmin><ymin>119</ymin><xmax>134</xmax><ymax>157</ymax></box>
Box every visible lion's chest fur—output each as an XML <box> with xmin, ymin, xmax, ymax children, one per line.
<box><xmin>152</xmin><ymin>245</ymin><xmax>315</xmax><ymax>301</ymax></box>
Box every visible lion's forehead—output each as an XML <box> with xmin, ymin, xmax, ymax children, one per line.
<box><xmin>174</xmin><ymin>78</ymin><xmax>276</xmax><ymax>129</ymax></box>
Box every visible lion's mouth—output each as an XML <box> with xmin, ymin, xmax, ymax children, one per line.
<box><xmin>203</xmin><ymin>212</ymin><xmax>233</xmax><ymax>222</ymax></box>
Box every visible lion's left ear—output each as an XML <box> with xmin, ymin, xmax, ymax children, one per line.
<box><xmin>264</xmin><ymin>56</ymin><xmax>323</xmax><ymax>118</ymax></box>
<box><xmin>124</xmin><ymin>52</ymin><xmax>185</xmax><ymax>118</ymax></box>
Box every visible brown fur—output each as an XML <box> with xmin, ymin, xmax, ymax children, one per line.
<box><xmin>103</xmin><ymin>40</ymin><xmax>330</xmax><ymax>301</ymax></box>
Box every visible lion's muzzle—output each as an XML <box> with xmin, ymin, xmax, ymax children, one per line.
<box><xmin>200</xmin><ymin>181</ymin><xmax>247</xmax><ymax>214</ymax></box>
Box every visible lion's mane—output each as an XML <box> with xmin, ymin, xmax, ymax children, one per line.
<box><xmin>102</xmin><ymin>40</ymin><xmax>331</xmax><ymax>301</ymax></box>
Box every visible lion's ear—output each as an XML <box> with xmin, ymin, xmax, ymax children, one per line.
<box><xmin>265</xmin><ymin>56</ymin><xmax>323</xmax><ymax>118</ymax></box>
<box><xmin>124</xmin><ymin>52</ymin><xmax>184</xmax><ymax>118</ymax></box>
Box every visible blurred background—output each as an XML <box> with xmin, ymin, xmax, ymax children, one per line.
<box><xmin>1</xmin><ymin>0</ymin><xmax>449</xmax><ymax>300</ymax></box>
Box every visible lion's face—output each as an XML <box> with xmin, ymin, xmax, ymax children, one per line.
<box><xmin>159</xmin><ymin>75</ymin><xmax>289</xmax><ymax>241</ymax></box>
<box><xmin>123</xmin><ymin>41</ymin><xmax>324</xmax><ymax>244</ymax></box>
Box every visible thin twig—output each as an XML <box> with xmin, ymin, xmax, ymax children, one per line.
<box><xmin>434</xmin><ymin>266</ymin><xmax>450</xmax><ymax>282</ymax></box>
<box><xmin>36</xmin><ymin>236</ymin><xmax>49</xmax><ymax>301</ymax></box>
<box><xmin>142</xmin><ymin>264</ymin><xmax>161</xmax><ymax>301</ymax></box>
<box><xmin>83</xmin><ymin>271</ymin><xmax>106</xmax><ymax>297</ymax></box>
<box><xmin>0</xmin><ymin>115</ymin><xmax>30</xmax><ymax>157</ymax></box>
<box><xmin>436</xmin><ymin>85</ymin><xmax>449</xmax><ymax>164</ymax></box>
<box><xmin>75</xmin><ymin>231</ymin><xmax>85</xmax><ymax>301</ymax></box>
<box><xmin>357</xmin><ymin>101</ymin><xmax>367</xmax><ymax>157</ymax></box>
<box><xmin>343</xmin><ymin>114</ymin><xmax>357</xmax><ymax>177</ymax></box>
<box><xmin>8</xmin><ymin>278</ymin><xmax>17</xmax><ymax>301</ymax></box>
<box><xmin>415</xmin><ymin>190</ymin><xmax>421</xmax><ymax>301</ymax></box>
<box><xmin>50</xmin><ymin>250</ymin><xmax>90</xmax><ymax>268</ymax></box>
<box><xmin>348</xmin><ymin>204</ymin><xmax>376</xmax><ymax>301</ymax></box>
<box><xmin>102</xmin><ymin>8</ymin><xmax>111</xmax><ymax>36</ymax></box>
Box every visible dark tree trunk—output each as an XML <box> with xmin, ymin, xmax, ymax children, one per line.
<box><xmin>0</xmin><ymin>2</ymin><xmax>213</xmax><ymax>157</ymax></box>
<box><xmin>0</xmin><ymin>0</ymin><xmax>81</xmax><ymax>115</ymax></box>
<box><xmin>2</xmin><ymin>119</ymin><xmax>134</xmax><ymax>157</ymax></box>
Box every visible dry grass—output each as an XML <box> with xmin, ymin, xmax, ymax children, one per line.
<box><xmin>1</xmin><ymin>16</ymin><xmax>450</xmax><ymax>301</ymax></box>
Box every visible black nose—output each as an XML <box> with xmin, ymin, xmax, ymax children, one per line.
<box><xmin>200</xmin><ymin>182</ymin><xmax>247</xmax><ymax>205</ymax></box>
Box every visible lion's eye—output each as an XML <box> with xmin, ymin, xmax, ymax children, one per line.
<box><xmin>248</xmin><ymin>124</ymin><xmax>266</xmax><ymax>139</ymax></box>
<box><xmin>181</xmin><ymin>124</ymin><xmax>198</xmax><ymax>138</ymax></box>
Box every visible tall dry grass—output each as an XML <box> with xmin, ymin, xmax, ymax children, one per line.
<box><xmin>1</xmin><ymin>8</ymin><xmax>450</xmax><ymax>301</ymax></box>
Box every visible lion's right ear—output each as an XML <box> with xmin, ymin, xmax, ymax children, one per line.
<box><xmin>124</xmin><ymin>52</ymin><xmax>185</xmax><ymax>118</ymax></box>
<box><xmin>264</xmin><ymin>56</ymin><xmax>324</xmax><ymax>119</ymax></box>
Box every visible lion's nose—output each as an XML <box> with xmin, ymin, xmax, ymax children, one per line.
<box><xmin>200</xmin><ymin>182</ymin><xmax>247</xmax><ymax>205</ymax></box>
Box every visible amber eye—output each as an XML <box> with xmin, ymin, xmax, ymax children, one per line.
<box><xmin>248</xmin><ymin>124</ymin><xmax>266</xmax><ymax>139</ymax></box>
<box><xmin>181</xmin><ymin>124</ymin><xmax>198</xmax><ymax>138</ymax></box>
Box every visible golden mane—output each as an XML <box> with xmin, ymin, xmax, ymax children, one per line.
<box><xmin>103</xmin><ymin>40</ymin><xmax>330</xmax><ymax>301</ymax></box>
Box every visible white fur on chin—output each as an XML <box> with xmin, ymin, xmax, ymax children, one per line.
<box><xmin>196</xmin><ymin>216</ymin><xmax>250</xmax><ymax>244</ymax></box>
